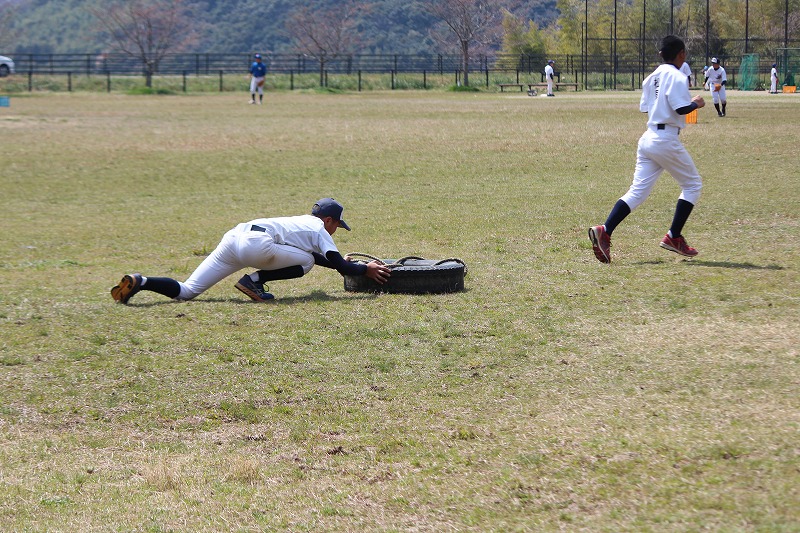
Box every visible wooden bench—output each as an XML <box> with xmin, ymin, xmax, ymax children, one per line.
<box><xmin>528</xmin><ymin>82</ymin><xmax>579</xmax><ymax>92</ymax></box>
<box><xmin>498</xmin><ymin>83</ymin><xmax>524</xmax><ymax>92</ymax></box>
<box><xmin>555</xmin><ymin>82</ymin><xmax>579</xmax><ymax>91</ymax></box>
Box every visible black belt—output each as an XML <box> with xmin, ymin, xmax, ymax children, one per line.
<box><xmin>251</xmin><ymin>225</ymin><xmax>266</xmax><ymax>232</ymax></box>
<box><xmin>657</xmin><ymin>124</ymin><xmax>666</xmax><ymax>130</ymax></box>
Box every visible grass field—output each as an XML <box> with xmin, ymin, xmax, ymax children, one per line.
<box><xmin>1</xmin><ymin>89</ymin><xmax>798</xmax><ymax>531</ymax></box>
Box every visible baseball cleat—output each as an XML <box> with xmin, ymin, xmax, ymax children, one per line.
<box><xmin>111</xmin><ymin>273</ymin><xmax>143</xmax><ymax>304</ymax></box>
<box><xmin>234</xmin><ymin>275</ymin><xmax>275</xmax><ymax>302</ymax></box>
<box><xmin>588</xmin><ymin>225</ymin><xmax>611</xmax><ymax>263</ymax></box>
<box><xmin>659</xmin><ymin>234</ymin><xmax>698</xmax><ymax>257</ymax></box>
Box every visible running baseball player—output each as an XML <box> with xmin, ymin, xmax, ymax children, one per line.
<box><xmin>545</xmin><ymin>59</ymin><xmax>555</xmax><ymax>96</ymax></box>
<box><xmin>704</xmin><ymin>57</ymin><xmax>727</xmax><ymax>116</ymax></box>
<box><xmin>588</xmin><ymin>35</ymin><xmax>705</xmax><ymax>264</ymax></box>
<box><xmin>110</xmin><ymin>198</ymin><xmax>391</xmax><ymax>304</ymax></box>
<box><xmin>249</xmin><ymin>53</ymin><xmax>267</xmax><ymax>104</ymax></box>
<box><xmin>770</xmin><ymin>63</ymin><xmax>779</xmax><ymax>93</ymax></box>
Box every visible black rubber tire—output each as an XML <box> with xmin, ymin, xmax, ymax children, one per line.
<box><xmin>344</xmin><ymin>258</ymin><xmax>466</xmax><ymax>294</ymax></box>
<box><xmin>0</xmin><ymin>65</ymin><xmax>9</xmax><ymax>78</ymax></box>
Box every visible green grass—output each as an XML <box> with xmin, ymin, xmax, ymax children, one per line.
<box><xmin>0</xmin><ymin>89</ymin><xmax>798</xmax><ymax>531</ymax></box>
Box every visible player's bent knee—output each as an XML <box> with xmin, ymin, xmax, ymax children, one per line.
<box><xmin>178</xmin><ymin>285</ymin><xmax>201</xmax><ymax>301</ymax></box>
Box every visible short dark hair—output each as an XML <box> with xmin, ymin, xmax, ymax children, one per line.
<box><xmin>659</xmin><ymin>35</ymin><xmax>685</xmax><ymax>62</ymax></box>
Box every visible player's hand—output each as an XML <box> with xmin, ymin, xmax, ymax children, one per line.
<box><xmin>692</xmin><ymin>96</ymin><xmax>705</xmax><ymax>108</ymax></box>
<box><xmin>365</xmin><ymin>260</ymin><xmax>391</xmax><ymax>284</ymax></box>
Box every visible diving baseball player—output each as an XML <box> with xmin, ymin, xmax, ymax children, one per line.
<box><xmin>588</xmin><ymin>35</ymin><xmax>705</xmax><ymax>263</ymax></box>
<box><xmin>545</xmin><ymin>59</ymin><xmax>555</xmax><ymax>96</ymax></box>
<box><xmin>110</xmin><ymin>198</ymin><xmax>391</xmax><ymax>304</ymax></box>
<box><xmin>249</xmin><ymin>53</ymin><xmax>267</xmax><ymax>104</ymax></box>
<box><xmin>770</xmin><ymin>63</ymin><xmax>779</xmax><ymax>93</ymax></box>
<box><xmin>704</xmin><ymin>57</ymin><xmax>727</xmax><ymax>116</ymax></box>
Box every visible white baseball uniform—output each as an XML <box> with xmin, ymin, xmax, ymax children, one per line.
<box><xmin>771</xmin><ymin>67</ymin><xmax>779</xmax><ymax>93</ymax></box>
<box><xmin>706</xmin><ymin>65</ymin><xmax>727</xmax><ymax>103</ymax></box>
<box><xmin>619</xmin><ymin>63</ymin><xmax>702</xmax><ymax>210</ymax></box>
<box><xmin>178</xmin><ymin>215</ymin><xmax>338</xmax><ymax>299</ymax></box>
<box><xmin>680</xmin><ymin>62</ymin><xmax>692</xmax><ymax>85</ymax></box>
<box><xmin>545</xmin><ymin>63</ymin><xmax>554</xmax><ymax>95</ymax></box>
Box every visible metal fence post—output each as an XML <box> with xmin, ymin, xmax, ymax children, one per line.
<box><xmin>183</xmin><ymin>71</ymin><xmax>187</xmax><ymax>93</ymax></box>
<box><xmin>358</xmin><ymin>70</ymin><xmax>362</xmax><ymax>92</ymax></box>
<box><xmin>290</xmin><ymin>70</ymin><xmax>294</xmax><ymax>90</ymax></box>
<box><xmin>423</xmin><ymin>70</ymin><xmax>427</xmax><ymax>89</ymax></box>
<box><xmin>219</xmin><ymin>70</ymin><xmax>223</xmax><ymax>92</ymax></box>
<box><xmin>28</xmin><ymin>71</ymin><xmax>32</xmax><ymax>92</ymax></box>
<box><xmin>106</xmin><ymin>71</ymin><xmax>111</xmax><ymax>92</ymax></box>
<box><xmin>68</xmin><ymin>72</ymin><xmax>72</xmax><ymax>92</ymax></box>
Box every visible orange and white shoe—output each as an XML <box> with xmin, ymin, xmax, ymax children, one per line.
<box><xmin>111</xmin><ymin>273</ymin><xmax>142</xmax><ymax>304</ymax></box>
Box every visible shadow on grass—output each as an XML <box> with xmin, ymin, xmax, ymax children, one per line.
<box><xmin>633</xmin><ymin>259</ymin><xmax>784</xmax><ymax>270</ymax></box>
<box><xmin>684</xmin><ymin>260</ymin><xmax>785</xmax><ymax>271</ymax></box>
<box><xmin>126</xmin><ymin>290</ymin><xmax>380</xmax><ymax>307</ymax></box>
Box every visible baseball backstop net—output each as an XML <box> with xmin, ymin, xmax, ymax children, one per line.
<box><xmin>776</xmin><ymin>48</ymin><xmax>800</xmax><ymax>86</ymax></box>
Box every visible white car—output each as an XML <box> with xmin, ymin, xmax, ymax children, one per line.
<box><xmin>0</xmin><ymin>55</ymin><xmax>15</xmax><ymax>77</ymax></box>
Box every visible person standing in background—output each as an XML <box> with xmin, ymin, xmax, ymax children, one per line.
<box><xmin>680</xmin><ymin>61</ymin><xmax>692</xmax><ymax>86</ymax></box>
<box><xmin>545</xmin><ymin>59</ymin><xmax>555</xmax><ymax>97</ymax></box>
<box><xmin>770</xmin><ymin>63</ymin><xmax>779</xmax><ymax>94</ymax></box>
<box><xmin>249</xmin><ymin>53</ymin><xmax>267</xmax><ymax>105</ymax></box>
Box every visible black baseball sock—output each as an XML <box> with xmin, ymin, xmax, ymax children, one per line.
<box><xmin>604</xmin><ymin>199</ymin><xmax>631</xmax><ymax>236</ymax></box>
<box><xmin>714</xmin><ymin>103</ymin><xmax>721</xmax><ymax>114</ymax></box>
<box><xmin>722</xmin><ymin>102</ymin><xmax>727</xmax><ymax>114</ymax></box>
<box><xmin>255</xmin><ymin>265</ymin><xmax>305</xmax><ymax>282</ymax></box>
<box><xmin>669</xmin><ymin>199</ymin><xmax>695</xmax><ymax>238</ymax></box>
<box><xmin>141</xmin><ymin>277</ymin><xmax>181</xmax><ymax>299</ymax></box>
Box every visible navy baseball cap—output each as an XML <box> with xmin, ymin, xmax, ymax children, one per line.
<box><xmin>711</xmin><ymin>57</ymin><xmax>719</xmax><ymax>63</ymax></box>
<box><xmin>254</xmin><ymin>53</ymin><xmax>262</xmax><ymax>59</ymax></box>
<box><xmin>312</xmin><ymin>198</ymin><xmax>351</xmax><ymax>230</ymax></box>
<box><xmin>548</xmin><ymin>59</ymin><xmax>554</xmax><ymax>64</ymax></box>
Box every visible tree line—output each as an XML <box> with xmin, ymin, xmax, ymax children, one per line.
<box><xmin>2</xmin><ymin>0</ymin><xmax>797</xmax><ymax>87</ymax></box>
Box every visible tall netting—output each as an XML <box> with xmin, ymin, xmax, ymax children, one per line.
<box><xmin>776</xmin><ymin>49</ymin><xmax>800</xmax><ymax>87</ymax></box>
<box><xmin>739</xmin><ymin>54</ymin><xmax>759</xmax><ymax>90</ymax></box>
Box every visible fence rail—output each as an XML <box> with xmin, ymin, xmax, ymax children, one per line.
<box><xmin>3</xmin><ymin>51</ymin><xmax>796</xmax><ymax>92</ymax></box>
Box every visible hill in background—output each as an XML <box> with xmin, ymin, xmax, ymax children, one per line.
<box><xmin>4</xmin><ymin>0</ymin><xmax>558</xmax><ymax>55</ymax></box>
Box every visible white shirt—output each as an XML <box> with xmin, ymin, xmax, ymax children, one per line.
<box><xmin>545</xmin><ymin>64</ymin><xmax>554</xmax><ymax>80</ymax></box>
<box><xmin>640</xmin><ymin>63</ymin><xmax>692</xmax><ymax>129</ymax></box>
<box><xmin>706</xmin><ymin>65</ymin><xmax>726</xmax><ymax>86</ymax></box>
<box><xmin>771</xmin><ymin>67</ymin><xmax>778</xmax><ymax>80</ymax></box>
<box><xmin>679</xmin><ymin>62</ymin><xmax>692</xmax><ymax>78</ymax></box>
<box><xmin>246</xmin><ymin>215</ymin><xmax>338</xmax><ymax>256</ymax></box>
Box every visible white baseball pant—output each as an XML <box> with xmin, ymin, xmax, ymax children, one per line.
<box><xmin>250</xmin><ymin>76</ymin><xmax>265</xmax><ymax>95</ymax></box>
<box><xmin>711</xmin><ymin>85</ymin><xmax>726</xmax><ymax>103</ymax></box>
<box><xmin>620</xmin><ymin>127</ymin><xmax>702</xmax><ymax>211</ymax></box>
<box><xmin>177</xmin><ymin>223</ymin><xmax>315</xmax><ymax>300</ymax></box>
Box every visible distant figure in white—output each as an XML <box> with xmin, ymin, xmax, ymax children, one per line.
<box><xmin>545</xmin><ymin>60</ymin><xmax>555</xmax><ymax>97</ymax></box>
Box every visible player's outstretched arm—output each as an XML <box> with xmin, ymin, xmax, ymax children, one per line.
<box><xmin>365</xmin><ymin>261</ymin><xmax>391</xmax><ymax>284</ymax></box>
